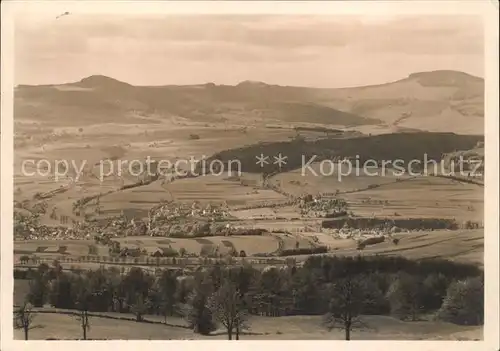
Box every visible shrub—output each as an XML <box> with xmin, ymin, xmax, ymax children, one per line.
<box><xmin>199</xmin><ymin>244</ymin><xmax>217</xmax><ymax>258</ymax></box>
<box><xmin>278</xmin><ymin>246</ymin><xmax>327</xmax><ymax>256</ymax></box>
<box><xmin>14</xmin><ymin>269</ymin><xmax>30</xmax><ymax>279</ymax></box>
<box><xmin>184</xmin><ymin>282</ymin><xmax>216</xmax><ymax>335</ymax></box>
<box><xmin>390</xmin><ymin>226</ymin><xmax>401</xmax><ymax>233</ymax></box>
<box><xmin>322</xmin><ymin>217</ymin><xmax>458</xmax><ymax>231</ymax></box>
<box><xmin>386</xmin><ymin>272</ymin><xmax>424</xmax><ymax>321</ymax></box>
<box><xmin>27</xmin><ymin>275</ymin><xmax>49</xmax><ymax>307</ymax></box>
<box><xmin>421</xmin><ymin>273</ymin><xmax>450</xmax><ymax>310</ymax></box>
<box><xmin>161</xmin><ymin>247</ymin><xmax>179</xmax><ymax>258</ymax></box>
<box><xmin>437</xmin><ymin>277</ymin><xmax>484</xmax><ymax>325</ymax></box>
<box><xmin>359</xmin><ymin>236</ymin><xmax>385</xmax><ymax>246</ymax></box>
<box><xmin>229</xmin><ymin>248</ymin><xmax>238</xmax><ymax>257</ymax></box>
<box><xmin>462</xmin><ymin>220</ymin><xmax>481</xmax><ymax>229</ymax></box>
<box><xmin>361</xmin><ymin>275</ymin><xmax>390</xmax><ymax>315</ymax></box>
<box><xmin>231</xmin><ymin>228</ymin><xmax>268</xmax><ymax>236</ymax></box>
<box><xmin>88</xmin><ymin>245</ymin><xmax>98</xmax><ymax>255</ymax></box>
<box><xmin>19</xmin><ymin>255</ymin><xmax>31</xmax><ymax>264</ymax></box>
<box><xmin>324</xmin><ymin>210</ymin><xmax>348</xmax><ymax>218</ymax></box>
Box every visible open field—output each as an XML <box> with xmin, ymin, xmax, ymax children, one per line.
<box><xmin>115</xmin><ymin>234</ymin><xmax>282</xmax><ymax>256</ymax></box>
<box><xmin>272</xmin><ymin>169</ymin><xmax>483</xmax><ymax>222</ymax></box>
<box><xmin>14</xmin><ymin>120</ymin><xmax>299</xmax><ymax>222</ymax></box>
<box><xmin>13</xmin><ymin>229</ymin><xmax>483</xmax><ymax>267</ymax></box>
<box><xmin>229</xmin><ymin>205</ymin><xmax>302</xmax><ymax>220</ymax></box>
<box><xmin>13</xmin><ymin>231</ymin><xmax>313</xmax><ymax>263</ymax></box>
<box><xmin>13</xmin><ymin>239</ymin><xmax>109</xmax><ymax>265</ymax></box>
<box><xmin>343</xmin><ymin>176</ymin><xmax>483</xmax><ymax>221</ymax></box>
<box><xmin>163</xmin><ymin>174</ymin><xmax>286</xmax><ymax>207</ymax></box>
<box><xmin>303</xmin><ymin>229</ymin><xmax>484</xmax><ymax>266</ymax></box>
<box><xmin>14</xmin><ymin>310</ymin><xmax>482</xmax><ymax>340</ymax></box>
<box><xmin>272</xmin><ymin>163</ymin><xmax>415</xmax><ymax>196</ymax></box>
<box><xmin>94</xmin><ymin>174</ymin><xmax>287</xmax><ymax>219</ymax></box>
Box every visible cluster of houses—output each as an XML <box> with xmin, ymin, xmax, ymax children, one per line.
<box><xmin>325</xmin><ymin>226</ymin><xmax>403</xmax><ymax>239</ymax></box>
<box><xmin>149</xmin><ymin>201</ymin><xmax>229</xmax><ymax>223</ymax></box>
<box><xmin>298</xmin><ymin>195</ymin><xmax>348</xmax><ymax>218</ymax></box>
<box><xmin>15</xmin><ymin>200</ymin><xmax>238</xmax><ymax>242</ymax></box>
<box><xmin>15</xmin><ymin>224</ymin><xmax>93</xmax><ymax>241</ymax></box>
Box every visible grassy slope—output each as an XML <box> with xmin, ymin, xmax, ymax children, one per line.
<box><xmin>14</xmin><ymin>310</ymin><xmax>482</xmax><ymax>340</ymax></box>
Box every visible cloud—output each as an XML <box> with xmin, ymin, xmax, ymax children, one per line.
<box><xmin>15</xmin><ymin>15</ymin><xmax>354</xmax><ymax>50</ymax></box>
<box><xmin>15</xmin><ymin>14</ymin><xmax>482</xmax><ymax>52</ymax></box>
<box><xmin>13</xmin><ymin>14</ymin><xmax>484</xmax><ymax>86</ymax></box>
<box><xmin>359</xmin><ymin>16</ymin><xmax>483</xmax><ymax>55</ymax></box>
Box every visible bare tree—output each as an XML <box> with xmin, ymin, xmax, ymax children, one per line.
<box><xmin>14</xmin><ymin>302</ymin><xmax>37</xmax><ymax>340</ymax></box>
<box><xmin>323</xmin><ymin>274</ymin><xmax>369</xmax><ymax>340</ymax></box>
<box><xmin>75</xmin><ymin>287</ymin><xmax>92</xmax><ymax>340</ymax></box>
<box><xmin>75</xmin><ymin>307</ymin><xmax>90</xmax><ymax>340</ymax></box>
<box><xmin>207</xmin><ymin>281</ymin><xmax>249</xmax><ymax>340</ymax></box>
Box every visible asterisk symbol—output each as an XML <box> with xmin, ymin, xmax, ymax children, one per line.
<box><xmin>256</xmin><ymin>153</ymin><xmax>269</xmax><ymax>167</ymax></box>
<box><xmin>273</xmin><ymin>153</ymin><xmax>288</xmax><ymax>168</ymax></box>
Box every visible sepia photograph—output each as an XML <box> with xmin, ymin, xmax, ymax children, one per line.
<box><xmin>1</xmin><ymin>0</ymin><xmax>498</xmax><ymax>348</ymax></box>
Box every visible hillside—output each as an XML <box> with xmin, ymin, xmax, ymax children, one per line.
<box><xmin>201</xmin><ymin>132</ymin><xmax>483</xmax><ymax>174</ymax></box>
<box><xmin>312</xmin><ymin>70</ymin><xmax>484</xmax><ymax>134</ymax></box>
<box><xmin>14</xmin><ymin>70</ymin><xmax>483</xmax><ymax>134</ymax></box>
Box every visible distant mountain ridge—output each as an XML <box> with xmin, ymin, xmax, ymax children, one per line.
<box><xmin>16</xmin><ymin>70</ymin><xmax>483</xmax><ymax>90</ymax></box>
<box><xmin>14</xmin><ymin>70</ymin><xmax>484</xmax><ymax>134</ymax></box>
<box><xmin>77</xmin><ymin>75</ymin><xmax>133</xmax><ymax>89</ymax></box>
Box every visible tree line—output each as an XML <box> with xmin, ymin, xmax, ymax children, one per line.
<box><xmin>15</xmin><ymin>255</ymin><xmax>484</xmax><ymax>340</ymax></box>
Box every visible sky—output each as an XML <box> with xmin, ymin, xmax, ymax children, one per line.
<box><xmin>14</xmin><ymin>14</ymin><xmax>484</xmax><ymax>88</ymax></box>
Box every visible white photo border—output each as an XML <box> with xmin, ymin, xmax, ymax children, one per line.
<box><xmin>1</xmin><ymin>1</ymin><xmax>498</xmax><ymax>350</ymax></box>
